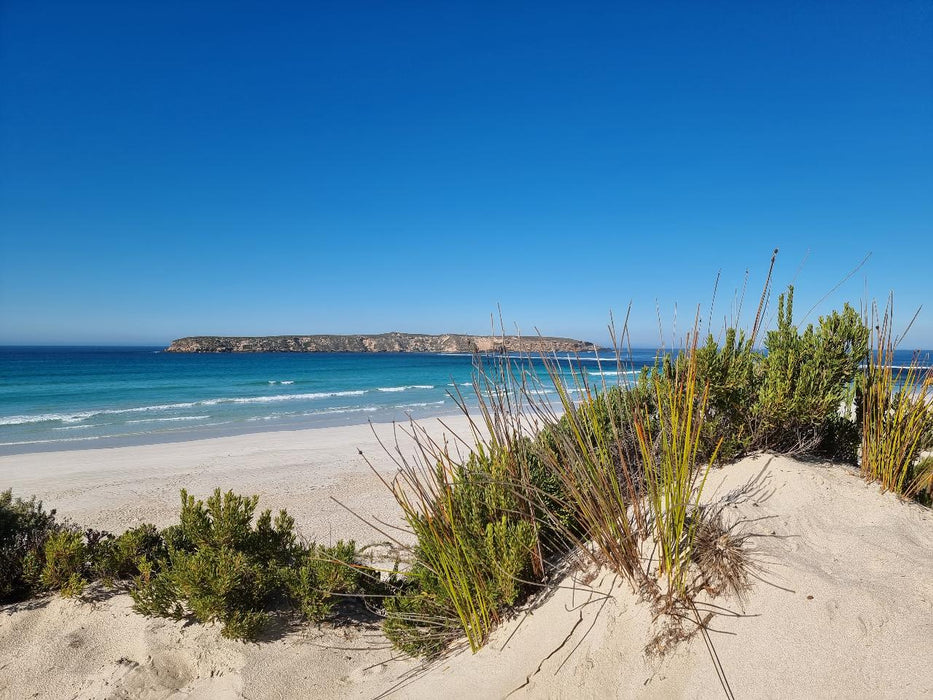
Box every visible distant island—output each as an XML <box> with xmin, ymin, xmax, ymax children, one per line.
<box><xmin>164</xmin><ymin>332</ymin><xmax>598</xmax><ymax>354</ymax></box>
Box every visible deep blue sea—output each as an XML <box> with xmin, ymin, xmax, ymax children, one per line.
<box><xmin>2</xmin><ymin>346</ymin><xmax>928</xmax><ymax>455</ymax></box>
<box><xmin>0</xmin><ymin>347</ymin><xmax>658</xmax><ymax>454</ymax></box>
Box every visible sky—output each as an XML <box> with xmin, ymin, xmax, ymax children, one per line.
<box><xmin>1</xmin><ymin>1</ymin><xmax>931</xmax><ymax>347</ymax></box>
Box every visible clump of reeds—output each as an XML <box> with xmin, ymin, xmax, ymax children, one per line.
<box><xmin>634</xmin><ymin>321</ymin><xmax>719</xmax><ymax>598</ymax></box>
<box><xmin>861</xmin><ymin>298</ymin><xmax>933</xmax><ymax>496</ymax></box>
<box><xmin>368</xmin><ymin>347</ymin><xmax>548</xmax><ymax>655</ymax></box>
<box><xmin>526</xmin><ymin>348</ymin><xmax>646</xmax><ymax>583</ymax></box>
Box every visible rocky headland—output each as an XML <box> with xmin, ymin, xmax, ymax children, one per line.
<box><xmin>164</xmin><ymin>332</ymin><xmax>597</xmax><ymax>354</ymax></box>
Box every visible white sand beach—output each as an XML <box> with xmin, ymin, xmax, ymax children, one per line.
<box><xmin>1</xmin><ymin>422</ymin><xmax>932</xmax><ymax>699</ymax></box>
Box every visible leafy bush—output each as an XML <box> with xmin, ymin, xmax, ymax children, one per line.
<box><xmin>693</xmin><ymin>328</ymin><xmax>759</xmax><ymax>462</ymax></box>
<box><xmin>38</xmin><ymin>529</ymin><xmax>87</xmax><ymax>596</ymax></box>
<box><xmin>0</xmin><ymin>490</ymin><xmax>60</xmax><ymax>602</ymax></box>
<box><xmin>130</xmin><ymin>489</ymin><xmax>368</xmax><ymax>640</ymax></box>
<box><xmin>287</xmin><ymin>540</ymin><xmax>369</xmax><ymax>622</ymax></box>
<box><xmin>754</xmin><ymin>286</ymin><xmax>868</xmax><ymax>457</ymax></box>
<box><xmin>90</xmin><ymin>523</ymin><xmax>167</xmax><ymax>583</ymax></box>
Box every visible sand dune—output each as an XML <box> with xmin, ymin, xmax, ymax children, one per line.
<box><xmin>1</xmin><ymin>423</ymin><xmax>931</xmax><ymax>699</ymax></box>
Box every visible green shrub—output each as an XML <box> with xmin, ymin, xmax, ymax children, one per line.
<box><xmin>693</xmin><ymin>328</ymin><xmax>759</xmax><ymax>462</ymax></box>
<box><xmin>0</xmin><ymin>490</ymin><xmax>60</xmax><ymax>602</ymax></box>
<box><xmin>130</xmin><ymin>489</ymin><xmax>292</xmax><ymax>639</ymax></box>
<box><xmin>39</xmin><ymin>529</ymin><xmax>87</xmax><ymax>596</ymax></box>
<box><xmin>130</xmin><ymin>489</ymin><xmax>367</xmax><ymax>640</ymax></box>
<box><xmin>287</xmin><ymin>540</ymin><xmax>371</xmax><ymax>621</ymax></box>
<box><xmin>754</xmin><ymin>286</ymin><xmax>868</xmax><ymax>457</ymax></box>
<box><xmin>91</xmin><ymin>523</ymin><xmax>166</xmax><ymax>583</ymax></box>
<box><xmin>381</xmin><ymin>572</ymin><xmax>462</xmax><ymax>657</ymax></box>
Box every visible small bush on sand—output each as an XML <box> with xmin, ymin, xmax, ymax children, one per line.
<box><xmin>131</xmin><ymin>489</ymin><xmax>370</xmax><ymax>640</ymax></box>
<box><xmin>0</xmin><ymin>490</ymin><xmax>60</xmax><ymax>602</ymax></box>
<box><xmin>287</xmin><ymin>540</ymin><xmax>370</xmax><ymax>622</ymax></box>
<box><xmin>693</xmin><ymin>328</ymin><xmax>759</xmax><ymax>462</ymax></box>
<box><xmin>37</xmin><ymin>529</ymin><xmax>88</xmax><ymax>597</ymax></box>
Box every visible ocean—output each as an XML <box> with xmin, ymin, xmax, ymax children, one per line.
<box><xmin>2</xmin><ymin>346</ymin><xmax>928</xmax><ymax>455</ymax></box>
<box><xmin>0</xmin><ymin>347</ymin><xmax>657</xmax><ymax>454</ymax></box>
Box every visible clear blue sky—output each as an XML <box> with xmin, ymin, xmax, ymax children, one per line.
<box><xmin>1</xmin><ymin>1</ymin><xmax>931</xmax><ymax>347</ymax></box>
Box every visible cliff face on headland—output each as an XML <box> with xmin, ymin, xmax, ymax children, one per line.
<box><xmin>164</xmin><ymin>333</ymin><xmax>597</xmax><ymax>354</ymax></box>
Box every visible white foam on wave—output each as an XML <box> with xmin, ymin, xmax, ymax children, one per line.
<box><xmin>0</xmin><ymin>401</ymin><xmax>208</xmax><ymax>426</ymax></box>
<box><xmin>305</xmin><ymin>406</ymin><xmax>380</xmax><ymax>415</ymax></box>
<box><xmin>1</xmin><ymin>435</ymin><xmax>104</xmax><ymax>446</ymax></box>
<box><xmin>229</xmin><ymin>390</ymin><xmax>366</xmax><ymax>404</ymax></box>
<box><xmin>267</xmin><ymin>380</ymin><xmax>296</xmax><ymax>385</ymax></box>
<box><xmin>0</xmin><ymin>390</ymin><xmax>373</xmax><ymax>427</ymax></box>
<box><xmin>125</xmin><ymin>415</ymin><xmax>210</xmax><ymax>425</ymax></box>
<box><xmin>2</xmin><ymin>420</ymin><xmax>237</xmax><ymax>447</ymax></box>
<box><xmin>377</xmin><ymin>385</ymin><xmax>435</xmax><ymax>392</ymax></box>
<box><xmin>396</xmin><ymin>401</ymin><xmax>446</xmax><ymax>408</ymax></box>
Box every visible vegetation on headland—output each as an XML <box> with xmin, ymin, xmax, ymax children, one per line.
<box><xmin>164</xmin><ymin>332</ymin><xmax>597</xmax><ymax>354</ymax></box>
<box><xmin>3</xmin><ymin>281</ymin><xmax>932</xmax><ymax>667</ymax></box>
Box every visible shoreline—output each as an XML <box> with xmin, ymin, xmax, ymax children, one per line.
<box><xmin>0</xmin><ymin>414</ymin><xmax>477</xmax><ymax>537</ymax></box>
<box><xmin>0</xmin><ymin>403</ymin><xmax>470</xmax><ymax>458</ymax></box>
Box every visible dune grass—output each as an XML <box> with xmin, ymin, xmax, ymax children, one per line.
<box><xmin>861</xmin><ymin>299</ymin><xmax>933</xmax><ymax>496</ymax></box>
<box><xmin>635</xmin><ymin>325</ymin><xmax>719</xmax><ymax>597</ymax></box>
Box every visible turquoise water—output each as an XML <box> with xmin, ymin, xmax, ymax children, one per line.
<box><xmin>3</xmin><ymin>346</ymin><xmax>928</xmax><ymax>455</ymax></box>
<box><xmin>0</xmin><ymin>347</ymin><xmax>653</xmax><ymax>454</ymax></box>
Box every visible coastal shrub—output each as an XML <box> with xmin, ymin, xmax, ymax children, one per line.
<box><xmin>860</xmin><ymin>301</ymin><xmax>933</xmax><ymax>496</ymax></box>
<box><xmin>692</xmin><ymin>328</ymin><xmax>759</xmax><ymax>462</ymax></box>
<box><xmin>130</xmin><ymin>489</ymin><xmax>294</xmax><ymax>639</ymax></box>
<box><xmin>37</xmin><ymin>529</ymin><xmax>87</xmax><ymax>595</ymax></box>
<box><xmin>0</xmin><ymin>490</ymin><xmax>60</xmax><ymax>602</ymax></box>
<box><xmin>129</xmin><ymin>489</ymin><xmax>369</xmax><ymax>640</ymax></box>
<box><xmin>754</xmin><ymin>286</ymin><xmax>868</xmax><ymax>457</ymax></box>
<box><xmin>286</xmin><ymin>540</ymin><xmax>372</xmax><ymax>622</ymax></box>
<box><xmin>382</xmin><ymin>574</ymin><xmax>463</xmax><ymax>657</ymax></box>
<box><xmin>90</xmin><ymin>523</ymin><xmax>167</xmax><ymax>583</ymax></box>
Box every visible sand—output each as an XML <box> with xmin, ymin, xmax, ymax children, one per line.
<box><xmin>2</xmin><ymin>421</ymin><xmax>932</xmax><ymax>699</ymax></box>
